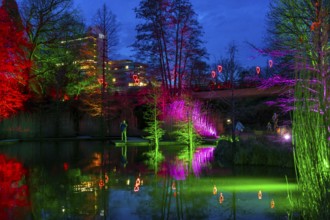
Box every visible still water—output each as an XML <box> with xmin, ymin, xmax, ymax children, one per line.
<box><xmin>0</xmin><ymin>140</ymin><xmax>297</xmax><ymax>219</ymax></box>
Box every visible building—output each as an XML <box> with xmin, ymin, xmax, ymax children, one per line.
<box><xmin>107</xmin><ymin>59</ymin><xmax>148</xmax><ymax>92</ymax></box>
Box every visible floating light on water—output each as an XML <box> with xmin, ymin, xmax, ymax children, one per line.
<box><xmin>172</xmin><ymin>182</ymin><xmax>176</xmax><ymax>190</ymax></box>
<box><xmin>219</xmin><ymin>192</ymin><xmax>224</xmax><ymax>204</ymax></box>
<box><xmin>270</xmin><ymin>199</ymin><xmax>275</xmax><ymax>208</ymax></box>
<box><xmin>99</xmin><ymin>179</ymin><xmax>104</xmax><ymax>188</ymax></box>
<box><xmin>213</xmin><ymin>185</ymin><xmax>217</xmax><ymax>195</ymax></box>
<box><xmin>134</xmin><ymin>184</ymin><xmax>139</xmax><ymax>192</ymax></box>
<box><xmin>258</xmin><ymin>190</ymin><xmax>262</xmax><ymax>199</ymax></box>
<box><xmin>136</xmin><ymin>177</ymin><xmax>141</xmax><ymax>186</ymax></box>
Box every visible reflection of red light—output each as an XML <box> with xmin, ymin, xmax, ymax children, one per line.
<box><xmin>63</xmin><ymin>162</ymin><xmax>69</xmax><ymax>171</ymax></box>
<box><xmin>256</xmin><ymin>66</ymin><xmax>261</xmax><ymax>74</ymax></box>
<box><xmin>211</xmin><ymin>70</ymin><xmax>216</xmax><ymax>78</ymax></box>
<box><xmin>217</xmin><ymin>65</ymin><xmax>222</xmax><ymax>73</ymax></box>
<box><xmin>133</xmin><ymin>74</ymin><xmax>139</xmax><ymax>83</ymax></box>
<box><xmin>99</xmin><ymin>179</ymin><xmax>104</xmax><ymax>188</ymax></box>
<box><xmin>134</xmin><ymin>184</ymin><xmax>139</xmax><ymax>192</ymax></box>
<box><xmin>105</xmin><ymin>173</ymin><xmax>109</xmax><ymax>183</ymax></box>
<box><xmin>0</xmin><ymin>154</ymin><xmax>29</xmax><ymax>219</ymax></box>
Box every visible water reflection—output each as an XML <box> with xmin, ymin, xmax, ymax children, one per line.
<box><xmin>0</xmin><ymin>141</ymin><xmax>298</xmax><ymax>219</ymax></box>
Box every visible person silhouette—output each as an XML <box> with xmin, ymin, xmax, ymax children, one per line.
<box><xmin>120</xmin><ymin>120</ymin><xmax>128</xmax><ymax>142</ymax></box>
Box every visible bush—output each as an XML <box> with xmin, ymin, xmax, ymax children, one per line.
<box><xmin>214</xmin><ymin>135</ymin><xmax>294</xmax><ymax>168</ymax></box>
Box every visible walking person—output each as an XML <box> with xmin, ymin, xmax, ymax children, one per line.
<box><xmin>120</xmin><ymin>120</ymin><xmax>128</xmax><ymax>142</ymax></box>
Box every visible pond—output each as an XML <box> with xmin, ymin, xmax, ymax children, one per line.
<box><xmin>0</xmin><ymin>140</ymin><xmax>298</xmax><ymax>219</ymax></box>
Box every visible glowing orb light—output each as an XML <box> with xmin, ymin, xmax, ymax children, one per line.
<box><xmin>217</xmin><ymin>65</ymin><xmax>223</xmax><ymax>73</ymax></box>
<box><xmin>219</xmin><ymin>192</ymin><xmax>224</xmax><ymax>204</ymax></box>
<box><xmin>283</xmin><ymin>133</ymin><xmax>291</xmax><ymax>140</ymax></box>
<box><xmin>270</xmin><ymin>199</ymin><xmax>275</xmax><ymax>208</ymax></box>
<box><xmin>211</xmin><ymin>70</ymin><xmax>216</xmax><ymax>78</ymax></box>
<box><xmin>256</xmin><ymin>66</ymin><xmax>261</xmax><ymax>75</ymax></box>
<box><xmin>213</xmin><ymin>185</ymin><xmax>217</xmax><ymax>195</ymax></box>
<box><xmin>268</xmin><ymin>60</ymin><xmax>273</xmax><ymax>68</ymax></box>
<box><xmin>258</xmin><ymin>190</ymin><xmax>262</xmax><ymax>199</ymax></box>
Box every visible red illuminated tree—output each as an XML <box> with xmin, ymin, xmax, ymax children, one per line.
<box><xmin>0</xmin><ymin>1</ymin><xmax>30</xmax><ymax>119</ymax></box>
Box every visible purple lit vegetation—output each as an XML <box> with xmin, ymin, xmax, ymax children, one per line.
<box><xmin>165</xmin><ymin>100</ymin><xmax>217</xmax><ymax>137</ymax></box>
<box><xmin>164</xmin><ymin>147</ymin><xmax>215</xmax><ymax>180</ymax></box>
<box><xmin>192</xmin><ymin>147</ymin><xmax>215</xmax><ymax>177</ymax></box>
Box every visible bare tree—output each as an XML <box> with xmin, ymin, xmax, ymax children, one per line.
<box><xmin>133</xmin><ymin>0</ymin><xmax>207</xmax><ymax>97</ymax></box>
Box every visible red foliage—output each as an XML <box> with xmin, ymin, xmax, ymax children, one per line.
<box><xmin>0</xmin><ymin>154</ymin><xmax>30</xmax><ymax>219</ymax></box>
<box><xmin>0</xmin><ymin>5</ymin><xmax>31</xmax><ymax>119</ymax></box>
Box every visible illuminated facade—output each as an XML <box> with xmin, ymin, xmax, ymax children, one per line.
<box><xmin>107</xmin><ymin>59</ymin><xmax>148</xmax><ymax>92</ymax></box>
<box><xmin>68</xmin><ymin>27</ymin><xmax>149</xmax><ymax>92</ymax></box>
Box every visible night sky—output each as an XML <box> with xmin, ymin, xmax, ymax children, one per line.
<box><xmin>74</xmin><ymin>0</ymin><xmax>271</xmax><ymax>68</ymax></box>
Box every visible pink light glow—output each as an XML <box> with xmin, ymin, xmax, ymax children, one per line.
<box><xmin>160</xmin><ymin>147</ymin><xmax>215</xmax><ymax>180</ymax></box>
<box><xmin>192</xmin><ymin>147</ymin><xmax>215</xmax><ymax>176</ymax></box>
<box><xmin>217</xmin><ymin>65</ymin><xmax>223</xmax><ymax>73</ymax></box>
<box><xmin>211</xmin><ymin>70</ymin><xmax>216</xmax><ymax>78</ymax></box>
<box><xmin>256</xmin><ymin>66</ymin><xmax>261</xmax><ymax>75</ymax></box>
<box><xmin>166</xmin><ymin>100</ymin><xmax>218</xmax><ymax>137</ymax></box>
<box><xmin>268</xmin><ymin>60</ymin><xmax>273</xmax><ymax>68</ymax></box>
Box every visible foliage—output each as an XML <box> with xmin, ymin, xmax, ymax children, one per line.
<box><xmin>20</xmin><ymin>0</ymin><xmax>86</xmax><ymax>99</ymax></box>
<box><xmin>133</xmin><ymin>0</ymin><xmax>207</xmax><ymax>96</ymax></box>
<box><xmin>0</xmin><ymin>3</ymin><xmax>31</xmax><ymax>119</ymax></box>
<box><xmin>142</xmin><ymin>83</ymin><xmax>165</xmax><ymax>173</ymax></box>
<box><xmin>142</xmin><ymin>150</ymin><xmax>165</xmax><ymax>170</ymax></box>
<box><xmin>267</xmin><ymin>0</ymin><xmax>330</xmax><ymax>218</ymax></box>
<box><xmin>171</xmin><ymin>97</ymin><xmax>201</xmax><ymax>170</ymax></box>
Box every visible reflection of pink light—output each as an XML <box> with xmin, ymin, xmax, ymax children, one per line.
<box><xmin>192</xmin><ymin>147</ymin><xmax>215</xmax><ymax>176</ymax></box>
<box><xmin>169</xmin><ymin>160</ymin><xmax>187</xmax><ymax>180</ymax></box>
<box><xmin>166</xmin><ymin>101</ymin><xmax>217</xmax><ymax>137</ymax></box>
<box><xmin>159</xmin><ymin>147</ymin><xmax>215</xmax><ymax>179</ymax></box>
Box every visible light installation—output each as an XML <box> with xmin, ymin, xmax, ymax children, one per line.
<box><xmin>133</xmin><ymin>74</ymin><xmax>139</xmax><ymax>84</ymax></box>
<box><xmin>219</xmin><ymin>192</ymin><xmax>224</xmax><ymax>204</ymax></box>
<box><xmin>256</xmin><ymin>66</ymin><xmax>261</xmax><ymax>75</ymax></box>
<box><xmin>165</xmin><ymin>147</ymin><xmax>215</xmax><ymax>180</ymax></box>
<box><xmin>192</xmin><ymin>147</ymin><xmax>215</xmax><ymax>177</ymax></box>
<box><xmin>211</xmin><ymin>70</ymin><xmax>216</xmax><ymax>78</ymax></box>
<box><xmin>258</xmin><ymin>190</ymin><xmax>262</xmax><ymax>199</ymax></box>
<box><xmin>268</xmin><ymin>60</ymin><xmax>273</xmax><ymax>68</ymax></box>
<box><xmin>217</xmin><ymin>65</ymin><xmax>223</xmax><ymax>73</ymax></box>
<box><xmin>213</xmin><ymin>185</ymin><xmax>217</xmax><ymax>195</ymax></box>
<box><xmin>166</xmin><ymin>100</ymin><xmax>217</xmax><ymax>137</ymax></box>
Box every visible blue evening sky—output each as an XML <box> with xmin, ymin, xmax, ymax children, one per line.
<box><xmin>73</xmin><ymin>0</ymin><xmax>271</xmax><ymax>68</ymax></box>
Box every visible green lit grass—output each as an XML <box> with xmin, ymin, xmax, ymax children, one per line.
<box><xmin>181</xmin><ymin>177</ymin><xmax>298</xmax><ymax>193</ymax></box>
